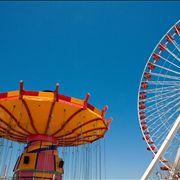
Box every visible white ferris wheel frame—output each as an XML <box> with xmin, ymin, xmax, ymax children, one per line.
<box><xmin>138</xmin><ymin>19</ymin><xmax>180</xmax><ymax>179</ymax></box>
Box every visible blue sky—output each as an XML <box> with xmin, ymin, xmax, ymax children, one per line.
<box><xmin>0</xmin><ymin>1</ymin><xmax>179</xmax><ymax>179</ymax></box>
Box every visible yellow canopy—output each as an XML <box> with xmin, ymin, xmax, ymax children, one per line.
<box><xmin>0</xmin><ymin>82</ymin><xmax>111</xmax><ymax>146</ymax></box>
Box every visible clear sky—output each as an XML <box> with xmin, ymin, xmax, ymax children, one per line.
<box><xmin>0</xmin><ymin>1</ymin><xmax>179</xmax><ymax>179</ymax></box>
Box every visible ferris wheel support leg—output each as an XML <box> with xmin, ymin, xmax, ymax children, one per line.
<box><xmin>170</xmin><ymin>145</ymin><xmax>180</xmax><ymax>179</ymax></box>
<box><xmin>141</xmin><ymin>115</ymin><xmax>180</xmax><ymax>180</ymax></box>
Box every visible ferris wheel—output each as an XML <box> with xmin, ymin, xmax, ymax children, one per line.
<box><xmin>138</xmin><ymin>20</ymin><xmax>180</xmax><ymax>179</ymax></box>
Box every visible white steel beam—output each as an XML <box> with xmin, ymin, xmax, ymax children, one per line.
<box><xmin>141</xmin><ymin>115</ymin><xmax>180</xmax><ymax>180</ymax></box>
<box><xmin>170</xmin><ymin>145</ymin><xmax>180</xmax><ymax>179</ymax></box>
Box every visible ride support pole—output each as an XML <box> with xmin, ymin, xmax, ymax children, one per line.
<box><xmin>170</xmin><ymin>145</ymin><xmax>180</xmax><ymax>178</ymax></box>
<box><xmin>141</xmin><ymin>115</ymin><xmax>180</xmax><ymax>180</ymax></box>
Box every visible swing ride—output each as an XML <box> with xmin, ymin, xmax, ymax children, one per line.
<box><xmin>0</xmin><ymin>81</ymin><xmax>112</xmax><ymax>179</ymax></box>
<box><xmin>138</xmin><ymin>20</ymin><xmax>180</xmax><ymax>179</ymax></box>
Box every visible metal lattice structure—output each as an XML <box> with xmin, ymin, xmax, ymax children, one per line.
<box><xmin>138</xmin><ymin>20</ymin><xmax>180</xmax><ymax>179</ymax></box>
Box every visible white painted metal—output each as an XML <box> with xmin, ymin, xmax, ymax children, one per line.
<box><xmin>170</xmin><ymin>145</ymin><xmax>180</xmax><ymax>179</ymax></box>
<box><xmin>141</xmin><ymin>115</ymin><xmax>180</xmax><ymax>180</ymax></box>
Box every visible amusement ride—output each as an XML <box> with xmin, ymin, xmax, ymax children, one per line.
<box><xmin>138</xmin><ymin>20</ymin><xmax>180</xmax><ymax>179</ymax></box>
<box><xmin>0</xmin><ymin>81</ymin><xmax>112</xmax><ymax>179</ymax></box>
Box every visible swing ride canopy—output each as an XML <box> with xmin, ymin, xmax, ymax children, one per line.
<box><xmin>0</xmin><ymin>81</ymin><xmax>112</xmax><ymax>147</ymax></box>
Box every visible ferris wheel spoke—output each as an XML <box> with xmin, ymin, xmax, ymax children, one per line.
<box><xmin>147</xmin><ymin>97</ymin><xmax>180</xmax><ymax>124</ymax></box>
<box><xmin>150</xmin><ymin>107</ymin><xmax>180</xmax><ymax>138</ymax></box>
<box><xmin>156</xmin><ymin>131</ymin><xmax>169</xmax><ymax>150</ymax></box>
<box><xmin>146</xmin><ymin>93</ymin><xmax>180</xmax><ymax>114</ymax></box>
<box><xmin>148</xmin><ymin>106</ymin><xmax>177</xmax><ymax>131</ymax></box>
<box><xmin>165</xmin><ymin>47</ymin><xmax>180</xmax><ymax>62</ymax></box>
<box><xmin>147</xmin><ymin>112</ymin><xmax>176</xmax><ymax>128</ymax></box>
<box><xmin>146</xmin><ymin>93</ymin><xmax>180</xmax><ymax>111</ymax></box>
<box><xmin>153</xmin><ymin>133</ymin><xmax>171</xmax><ymax>155</ymax></box>
<box><xmin>147</xmin><ymin>107</ymin><xmax>177</xmax><ymax>126</ymax></box>
<box><xmin>145</xmin><ymin>95</ymin><xmax>180</xmax><ymax>114</ymax></box>
<box><xmin>153</xmin><ymin>126</ymin><xmax>169</xmax><ymax>145</ymax></box>
<box><xmin>147</xmin><ymin>110</ymin><xmax>167</xmax><ymax>124</ymax></box>
<box><xmin>145</xmin><ymin>89</ymin><xmax>180</xmax><ymax>102</ymax></box>
<box><xmin>144</xmin><ymin>85</ymin><xmax>179</xmax><ymax>94</ymax></box>
<box><xmin>167</xmin><ymin>141</ymin><xmax>179</xmax><ymax>161</ymax></box>
<box><xmin>150</xmin><ymin>72</ymin><xmax>180</xmax><ymax>81</ymax></box>
<box><xmin>148</xmin><ymin>91</ymin><xmax>180</xmax><ymax>104</ymax></box>
<box><xmin>171</xmin><ymin>39</ymin><xmax>180</xmax><ymax>53</ymax></box>
<box><xmin>153</xmin><ymin>63</ymin><xmax>180</xmax><ymax>76</ymax></box>
<box><xmin>146</xmin><ymin>92</ymin><xmax>179</xmax><ymax>103</ymax></box>
<box><xmin>145</xmin><ymin>89</ymin><xmax>179</xmax><ymax>100</ymax></box>
<box><xmin>151</xmin><ymin>120</ymin><xmax>173</xmax><ymax>142</ymax></box>
<box><xmin>165</xmin><ymin>143</ymin><xmax>176</xmax><ymax>160</ymax></box>
<box><xmin>170</xmin><ymin>145</ymin><xmax>180</xmax><ymax>177</ymax></box>
<box><xmin>147</xmin><ymin>81</ymin><xmax>180</xmax><ymax>86</ymax></box>
<box><xmin>145</xmin><ymin>103</ymin><xmax>165</xmax><ymax>114</ymax></box>
<box><xmin>145</xmin><ymin>104</ymin><xmax>164</xmax><ymax>114</ymax></box>
<box><xmin>158</xmin><ymin>54</ymin><xmax>180</xmax><ymax>69</ymax></box>
<box><xmin>155</xmin><ymin>127</ymin><xmax>179</xmax><ymax>156</ymax></box>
